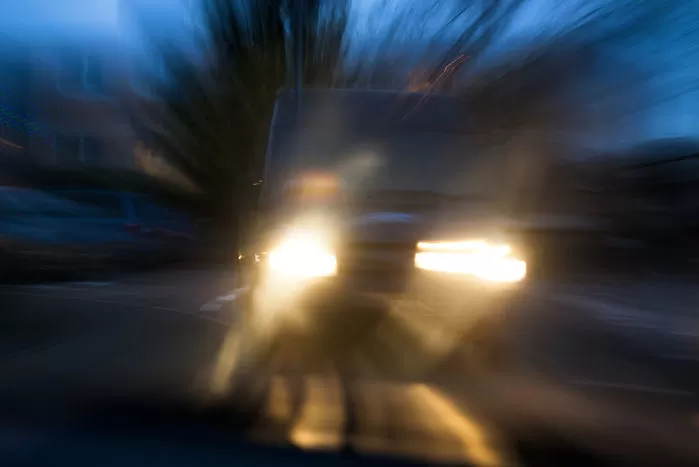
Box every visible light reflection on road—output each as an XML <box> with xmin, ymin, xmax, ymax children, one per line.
<box><xmin>259</xmin><ymin>373</ymin><xmax>509</xmax><ymax>466</ymax></box>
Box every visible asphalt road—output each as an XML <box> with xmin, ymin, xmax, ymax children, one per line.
<box><xmin>0</xmin><ymin>268</ymin><xmax>697</xmax><ymax>466</ymax></box>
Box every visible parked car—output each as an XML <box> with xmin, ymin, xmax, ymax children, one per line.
<box><xmin>0</xmin><ymin>187</ymin><xmax>149</xmax><ymax>277</ymax></box>
<box><xmin>54</xmin><ymin>190</ymin><xmax>196</xmax><ymax>264</ymax></box>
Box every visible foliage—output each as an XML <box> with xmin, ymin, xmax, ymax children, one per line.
<box><xmin>421</xmin><ymin>0</ymin><xmax>685</xmax><ymax>218</ymax></box>
<box><xmin>133</xmin><ymin>0</ymin><xmax>351</xmax><ymax>237</ymax></box>
<box><xmin>132</xmin><ymin>0</ymin><xmax>689</xmax><ymax>237</ymax></box>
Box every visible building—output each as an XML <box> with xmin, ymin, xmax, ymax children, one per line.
<box><xmin>22</xmin><ymin>36</ymin><xmax>138</xmax><ymax>169</ymax></box>
<box><xmin>0</xmin><ymin>30</ymin><xmax>144</xmax><ymax>170</ymax></box>
<box><xmin>0</xmin><ymin>37</ymin><xmax>35</xmax><ymax>158</ymax></box>
<box><xmin>0</xmin><ymin>0</ymin><xmax>195</xmax><ymax>191</ymax></box>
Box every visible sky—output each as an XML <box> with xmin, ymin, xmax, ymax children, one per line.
<box><xmin>0</xmin><ymin>0</ymin><xmax>388</xmax><ymax>50</ymax></box>
<box><xmin>0</xmin><ymin>0</ymin><xmax>122</xmax><ymax>37</ymax></box>
<box><xmin>2</xmin><ymin>0</ymin><xmax>697</xmax><ymax>146</ymax></box>
<box><xmin>0</xmin><ymin>0</ymin><xmax>549</xmax><ymax>51</ymax></box>
<box><xmin>0</xmin><ymin>0</ymin><xmax>395</xmax><ymax>43</ymax></box>
<box><xmin>0</xmin><ymin>0</ymin><xmax>190</xmax><ymax>43</ymax></box>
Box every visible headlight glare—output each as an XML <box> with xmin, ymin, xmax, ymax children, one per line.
<box><xmin>415</xmin><ymin>240</ymin><xmax>526</xmax><ymax>283</ymax></box>
<box><xmin>268</xmin><ymin>230</ymin><xmax>337</xmax><ymax>278</ymax></box>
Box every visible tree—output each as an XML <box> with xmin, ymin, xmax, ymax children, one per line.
<box><xmin>437</xmin><ymin>0</ymin><xmax>683</xmax><ymax>218</ymax></box>
<box><xmin>132</xmin><ymin>0</ymin><xmax>351</xmax><ymax>248</ymax></box>
<box><xmin>344</xmin><ymin>0</ymin><xmax>529</xmax><ymax>91</ymax></box>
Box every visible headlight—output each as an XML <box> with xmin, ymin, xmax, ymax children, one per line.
<box><xmin>267</xmin><ymin>229</ymin><xmax>337</xmax><ymax>279</ymax></box>
<box><xmin>415</xmin><ymin>240</ymin><xmax>526</xmax><ymax>283</ymax></box>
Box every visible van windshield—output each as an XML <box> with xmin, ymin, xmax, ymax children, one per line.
<box><xmin>265</xmin><ymin>91</ymin><xmax>496</xmax><ymax>202</ymax></box>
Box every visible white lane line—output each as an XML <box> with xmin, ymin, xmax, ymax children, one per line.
<box><xmin>217</xmin><ymin>287</ymin><xmax>248</xmax><ymax>302</ymax></box>
<box><xmin>568</xmin><ymin>378</ymin><xmax>694</xmax><ymax>397</ymax></box>
<box><xmin>549</xmin><ymin>293</ymin><xmax>699</xmax><ymax>366</ymax></box>
<box><xmin>199</xmin><ymin>287</ymin><xmax>248</xmax><ymax>313</ymax></box>
<box><xmin>17</xmin><ymin>284</ymin><xmax>72</xmax><ymax>290</ymax></box>
<box><xmin>411</xmin><ymin>384</ymin><xmax>507</xmax><ymax>466</ymax></box>
<box><xmin>71</xmin><ymin>281</ymin><xmax>113</xmax><ymax>287</ymax></box>
<box><xmin>1</xmin><ymin>337</ymin><xmax>68</xmax><ymax>363</ymax></box>
<box><xmin>0</xmin><ymin>290</ymin><xmax>228</xmax><ymax>325</ymax></box>
<box><xmin>553</xmin><ymin>294</ymin><xmax>699</xmax><ymax>336</ymax></box>
<box><xmin>12</xmin><ymin>281</ymin><xmax>114</xmax><ymax>290</ymax></box>
<box><xmin>0</xmin><ymin>290</ymin><xmax>121</xmax><ymax>304</ymax></box>
<box><xmin>3</xmin><ymin>284</ymin><xmax>142</xmax><ymax>296</ymax></box>
<box><xmin>661</xmin><ymin>354</ymin><xmax>699</xmax><ymax>362</ymax></box>
<box><xmin>153</xmin><ymin>306</ymin><xmax>228</xmax><ymax>325</ymax></box>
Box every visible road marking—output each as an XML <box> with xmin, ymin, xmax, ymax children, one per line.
<box><xmin>289</xmin><ymin>375</ymin><xmax>345</xmax><ymax>450</ymax></box>
<box><xmin>14</xmin><ymin>281</ymin><xmax>114</xmax><ymax>290</ymax></box>
<box><xmin>218</xmin><ymin>288</ymin><xmax>248</xmax><ymax>301</ymax></box>
<box><xmin>0</xmin><ymin>290</ymin><xmax>228</xmax><ymax>325</ymax></box>
<box><xmin>568</xmin><ymin>379</ymin><xmax>694</xmax><ymax>397</ymax></box>
<box><xmin>199</xmin><ymin>287</ymin><xmax>248</xmax><ymax>313</ymax></box>
<box><xmin>153</xmin><ymin>305</ymin><xmax>228</xmax><ymax>324</ymax></box>
<box><xmin>71</xmin><ymin>281</ymin><xmax>113</xmax><ymax>287</ymax></box>
<box><xmin>5</xmin><ymin>285</ymin><xmax>146</xmax><ymax>298</ymax></box>
<box><xmin>200</xmin><ymin>303</ymin><xmax>222</xmax><ymax>312</ymax></box>
<box><xmin>0</xmin><ymin>290</ymin><xmax>121</xmax><ymax>304</ymax></box>
<box><xmin>19</xmin><ymin>284</ymin><xmax>78</xmax><ymax>290</ymax></box>
<box><xmin>662</xmin><ymin>354</ymin><xmax>699</xmax><ymax>362</ymax></box>
<box><xmin>553</xmin><ymin>294</ymin><xmax>699</xmax><ymax>336</ymax></box>
<box><xmin>266</xmin><ymin>375</ymin><xmax>293</xmax><ymax>422</ymax></box>
<box><xmin>0</xmin><ymin>337</ymin><xmax>68</xmax><ymax>363</ymax></box>
<box><xmin>411</xmin><ymin>384</ymin><xmax>505</xmax><ymax>466</ymax></box>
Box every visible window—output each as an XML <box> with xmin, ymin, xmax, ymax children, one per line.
<box><xmin>59</xmin><ymin>52</ymin><xmax>105</xmax><ymax>94</ymax></box>
<box><xmin>131</xmin><ymin>56</ymin><xmax>166</xmax><ymax>98</ymax></box>
<box><xmin>54</xmin><ymin>134</ymin><xmax>81</xmax><ymax>164</ymax></box>
<box><xmin>84</xmin><ymin>55</ymin><xmax>104</xmax><ymax>93</ymax></box>
<box><xmin>54</xmin><ymin>135</ymin><xmax>102</xmax><ymax>165</ymax></box>
<box><xmin>82</xmin><ymin>137</ymin><xmax>102</xmax><ymax>165</ymax></box>
<box><xmin>58</xmin><ymin>53</ymin><xmax>83</xmax><ymax>92</ymax></box>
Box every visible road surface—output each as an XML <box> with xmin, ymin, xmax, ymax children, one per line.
<box><xmin>0</xmin><ymin>268</ymin><xmax>697</xmax><ymax>465</ymax></box>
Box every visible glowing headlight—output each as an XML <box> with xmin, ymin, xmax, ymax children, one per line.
<box><xmin>415</xmin><ymin>240</ymin><xmax>526</xmax><ymax>283</ymax></box>
<box><xmin>268</xmin><ymin>230</ymin><xmax>337</xmax><ymax>278</ymax></box>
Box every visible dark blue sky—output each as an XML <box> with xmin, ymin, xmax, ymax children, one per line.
<box><xmin>2</xmin><ymin>0</ymin><xmax>697</xmax><ymax>147</ymax></box>
<box><xmin>0</xmin><ymin>0</ymin><xmax>189</xmax><ymax>43</ymax></box>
